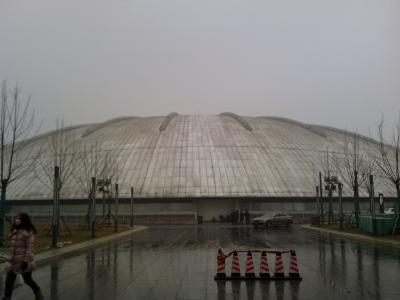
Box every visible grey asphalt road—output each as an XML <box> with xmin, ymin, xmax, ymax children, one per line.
<box><xmin>2</xmin><ymin>225</ymin><xmax>400</xmax><ymax>300</ymax></box>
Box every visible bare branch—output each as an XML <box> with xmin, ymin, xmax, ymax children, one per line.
<box><xmin>35</xmin><ymin>118</ymin><xmax>77</xmax><ymax>194</ymax></box>
<box><xmin>375</xmin><ymin>115</ymin><xmax>400</xmax><ymax>213</ymax></box>
<box><xmin>0</xmin><ymin>80</ymin><xmax>40</xmax><ymax>192</ymax></box>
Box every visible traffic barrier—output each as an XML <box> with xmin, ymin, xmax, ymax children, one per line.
<box><xmin>259</xmin><ymin>250</ymin><xmax>270</xmax><ymax>279</ymax></box>
<box><xmin>214</xmin><ymin>248</ymin><xmax>302</xmax><ymax>281</ymax></box>
<box><xmin>230</xmin><ymin>251</ymin><xmax>241</xmax><ymax>278</ymax></box>
<box><xmin>274</xmin><ymin>252</ymin><xmax>284</xmax><ymax>278</ymax></box>
<box><xmin>214</xmin><ymin>248</ymin><xmax>227</xmax><ymax>280</ymax></box>
<box><xmin>289</xmin><ymin>250</ymin><xmax>302</xmax><ymax>279</ymax></box>
<box><xmin>245</xmin><ymin>251</ymin><xmax>255</xmax><ymax>278</ymax></box>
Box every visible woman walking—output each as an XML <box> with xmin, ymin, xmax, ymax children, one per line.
<box><xmin>2</xmin><ymin>213</ymin><xmax>43</xmax><ymax>300</ymax></box>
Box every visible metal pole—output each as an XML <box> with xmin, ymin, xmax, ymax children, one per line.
<box><xmin>379</xmin><ymin>193</ymin><xmax>384</xmax><ymax>213</ymax></box>
<box><xmin>130</xmin><ymin>187</ymin><xmax>134</xmax><ymax>228</ymax></box>
<box><xmin>370</xmin><ymin>175</ymin><xmax>376</xmax><ymax>235</ymax></box>
<box><xmin>370</xmin><ymin>175</ymin><xmax>375</xmax><ymax>217</ymax></box>
<box><xmin>102</xmin><ymin>185</ymin><xmax>105</xmax><ymax>217</ymax></box>
<box><xmin>52</xmin><ymin>166</ymin><xmax>60</xmax><ymax>248</ymax></box>
<box><xmin>339</xmin><ymin>182</ymin><xmax>343</xmax><ymax>230</ymax></box>
<box><xmin>319</xmin><ymin>172</ymin><xmax>324</xmax><ymax>224</ymax></box>
<box><xmin>108</xmin><ymin>183</ymin><xmax>112</xmax><ymax>225</ymax></box>
<box><xmin>316</xmin><ymin>186</ymin><xmax>320</xmax><ymax>216</ymax></box>
<box><xmin>91</xmin><ymin>177</ymin><xmax>96</xmax><ymax>238</ymax></box>
<box><xmin>114</xmin><ymin>183</ymin><xmax>119</xmax><ymax>232</ymax></box>
<box><xmin>328</xmin><ymin>180</ymin><xmax>333</xmax><ymax>224</ymax></box>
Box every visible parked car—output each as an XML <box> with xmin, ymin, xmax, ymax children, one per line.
<box><xmin>384</xmin><ymin>208</ymin><xmax>395</xmax><ymax>214</ymax></box>
<box><xmin>252</xmin><ymin>212</ymin><xmax>293</xmax><ymax>228</ymax></box>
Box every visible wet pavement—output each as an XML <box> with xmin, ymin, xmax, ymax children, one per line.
<box><xmin>2</xmin><ymin>225</ymin><xmax>400</xmax><ymax>300</ymax></box>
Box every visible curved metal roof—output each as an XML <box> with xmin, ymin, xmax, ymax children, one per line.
<box><xmin>8</xmin><ymin>114</ymin><xmax>397</xmax><ymax>200</ymax></box>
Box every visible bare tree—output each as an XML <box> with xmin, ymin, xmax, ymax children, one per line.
<box><xmin>34</xmin><ymin>119</ymin><xmax>77</xmax><ymax>246</ymax></box>
<box><xmin>323</xmin><ymin>148</ymin><xmax>338</xmax><ymax>224</ymax></box>
<box><xmin>360</xmin><ymin>133</ymin><xmax>378</xmax><ymax>195</ymax></box>
<box><xmin>99</xmin><ymin>149</ymin><xmax>120</xmax><ymax>218</ymax></box>
<box><xmin>376</xmin><ymin>117</ymin><xmax>400</xmax><ymax>220</ymax></box>
<box><xmin>74</xmin><ymin>141</ymin><xmax>123</xmax><ymax>229</ymax></box>
<box><xmin>73</xmin><ymin>141</ymin><xmax>100</xmax><ymax>230</ymax></box>
<box><xmin>35</xmin><ymin>118</ymin><xmax>76</xmax><ymax>193</ymax></box>
<box><xmin>0</xmin><ymin>80</ymin><xmax>40</xmax><ymax>244</ymax></box>
<box><xmin>74</xmin><ymin>141</ymin><xmax>101</xmax><ymax>200</ymax></box>
<box><xmin>335</xmin><ymin>132</ymin><xmax>369</xmax><ymax>226</ymax></box>
<box><xmin>339</xmin><ymin>133</ymin><xmax>368</xmax><ymax>187</ymax></box>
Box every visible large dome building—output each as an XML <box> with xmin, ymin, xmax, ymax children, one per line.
<box><xmin>7</xmin><ymin>113</ymin><xmax>397</xmax><ymax>223</ymax></box>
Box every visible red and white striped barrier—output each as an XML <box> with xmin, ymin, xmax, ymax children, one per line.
<box><xmin>215</xmin><ymin>248</ymin><xmax>227</xmax><ymax>279</ymax></box>
<box><xmin>259</xmin><ymin>250</ymin><xmax>270</xmax><ymax>279</ymax></box>
<box><xmin>214</xmin><ymin>248</ymin><xmax>302</xmax><ymax>281</ymax></box>
<box><xmin>274</xmin><ymin>252</ymin><xmax>284</xmax><ymax>278</ymax></box>
<box><xmin>289</xmin><ymin>250</ymin><xmax>300</xmax><ymax>279</ymax></box>
<box><xmin>231</xmin><ymin>251</ymin><xmax>241</xmax><ymax>278</ymax></box>
<box><xmin>245</xmin><ymin>251</ymin><xmax>255</xmax><ymax>278</ymax></box>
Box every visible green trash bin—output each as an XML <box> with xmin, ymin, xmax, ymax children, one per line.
<box><xmin>359</xmin><ymin>214</ymin><xmax>396</xmax><ymax>236</ymax></box>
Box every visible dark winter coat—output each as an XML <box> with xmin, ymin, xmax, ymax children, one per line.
<box><xmin>4</xmin><ymin>229</ymin><xmax>36</xmax><ymax>274</ymax></box>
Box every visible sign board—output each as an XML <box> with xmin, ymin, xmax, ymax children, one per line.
<box><xmin>97</xmin><ymin>179</ymin><xmax>111</xmax><ymax>186</ymax></box>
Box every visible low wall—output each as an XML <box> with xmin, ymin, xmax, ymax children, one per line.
<box><xmin>6</xmin><ymin>213</ymin><xmax>197</xmax><ymax>226</ymax></box>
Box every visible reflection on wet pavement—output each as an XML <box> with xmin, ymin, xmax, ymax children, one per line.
<box><xmin>2</xmin><ymin>225</ymin><xmax>400</xmax><ymax>299</ymax></box>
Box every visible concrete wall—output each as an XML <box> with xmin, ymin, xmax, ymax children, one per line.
<box><xmin>7</xmin><ymin>197</ymin><xmax>397</xmax><ymax>224</ymax></box>
<box><xmin>195</xmin><ymin>199</ymin><xmax>237</xmax><ymax>221</ymax></box>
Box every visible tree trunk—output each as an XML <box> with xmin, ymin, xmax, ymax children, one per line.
<box><xmin>354</xmin><ymin>170</ymin><xmax>360</xmax><ymax>227</ymax></box>
<box><xmin>86</xmin><ymin>194</ymin><xmax>91</xmax><ymax>231</ymax></box>
<box><xmin>52</xmin><ymin>166</ymin><xmax>60</xmax><ymax>248</ymax></box>
<box><xmin>392</xmin><ymin>182</ymin><xmax>400</xmax><ymax>235</ymax></box>
<box><xmin>396</xmin><ymin>183</ymin><xmax>400</xmax><ymax>216</ymax></box>
<box><xmin>102</xmin><ymin>191</ymin><xmax>105</xmax><ymax>217</ymax></box>
<box><xmin>0</xmin><ymin>180</ymin><xmax>7</xmax><ymax>246</ymax></box>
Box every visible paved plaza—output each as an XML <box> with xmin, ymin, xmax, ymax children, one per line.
<box><xmin>2</xmin><ymin>225</ymin><xmax>400</xmax><ymax>299</ymax></box>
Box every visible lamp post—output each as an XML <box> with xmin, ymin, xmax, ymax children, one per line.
<box><xmin>316</xmin><ymin>186</ymin><xmax>320</xmax><ymax>216</ymax></box>
<box><xmin>97</xmin><ymin>178</ymin><xmax>110</xmax><ymax>217</ymax></box>
<box><xmin>319</xmin><ymin>172</ymin><xmax>324</xmax><ymax>224</ymax></box>
<box><xmin>130</xmin><ymin>187</ymin><xmax>134</xmax><ymax>228</ymax></box>
<box><xmin>324</xmin><ymin>175</ymin><xmax>338</xmax><ymax>224</ymax></box>
<box><xmin>338</xmin><ymin>182</ymin><xmax>343</xmax><ymax>230</ymax></box>
<box><xmin>91</xmin><ymin>177</ymin><xmax>96</xmax><ymax>238</ymax></box>
<box><xmin>378</xmin><ymin>193</ymin><xmax>384</xmax><ymax>213</ymax></box>
<box><xmin>114</xmin><ymin>183</ymin><xmax>119</xmax><ymax>233</ymax></box>
<box><xmin>369</xmin><ymin>175</ymin><xmax>375</xmax><ymax>217</ymax></box>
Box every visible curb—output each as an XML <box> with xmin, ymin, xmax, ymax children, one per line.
<box><xmin>301</xmin><ymin>224</ymin><xmax>400</xmax><ymax>248</ymax></box>
<box><xmin>1</xmin><ymin>226</ymin><xmax>148</xmax><ymax>270</ymax></box>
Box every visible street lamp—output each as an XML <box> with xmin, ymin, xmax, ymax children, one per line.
<box><xmin>97</xmin><ymin>178</ymin><xmax>111</xmax><ymax>217</ymax></box>
<box><xmin>378</xmin><ymin>193</ymin><xmax>384</xmax><ymax>213</ymax></box>
<box><xmin>130</xmin><ymin>187</ymin><xmax>135</xmax><ymax>228</ymax></box>
<box><xmin>324</xmin><ymin>175</ymin><xmax>338</xmax><ymax>224</ymax></box>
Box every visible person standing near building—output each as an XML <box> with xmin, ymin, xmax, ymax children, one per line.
<box><xmin>239</xmin><ymin>210</ymin><xmax>245</xmax><ymax>225</ymax></box>
<box><xmin>245</xmin><ymin>210</ymin><xmax>250</xmax><ymax>225</ymax></box>
<box><xmin>230</xmin><ymin>210</ymin><xmax>236</xmax><ymax>225</ymax></box>
<box><xmin>2</xmin><ymin>213</ymin><xmax>43</xmax><ymax>300</ymax></box>
<box><xmin>235</xmin><ymin>210</ymin><xmax>240</xmax><ymax>225</ymax></box>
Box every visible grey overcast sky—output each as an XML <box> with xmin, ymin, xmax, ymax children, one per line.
<box><xmin>1</xmin><ymin>0</ymin><xmax>399</xmax><ymax>137</ymax></box>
